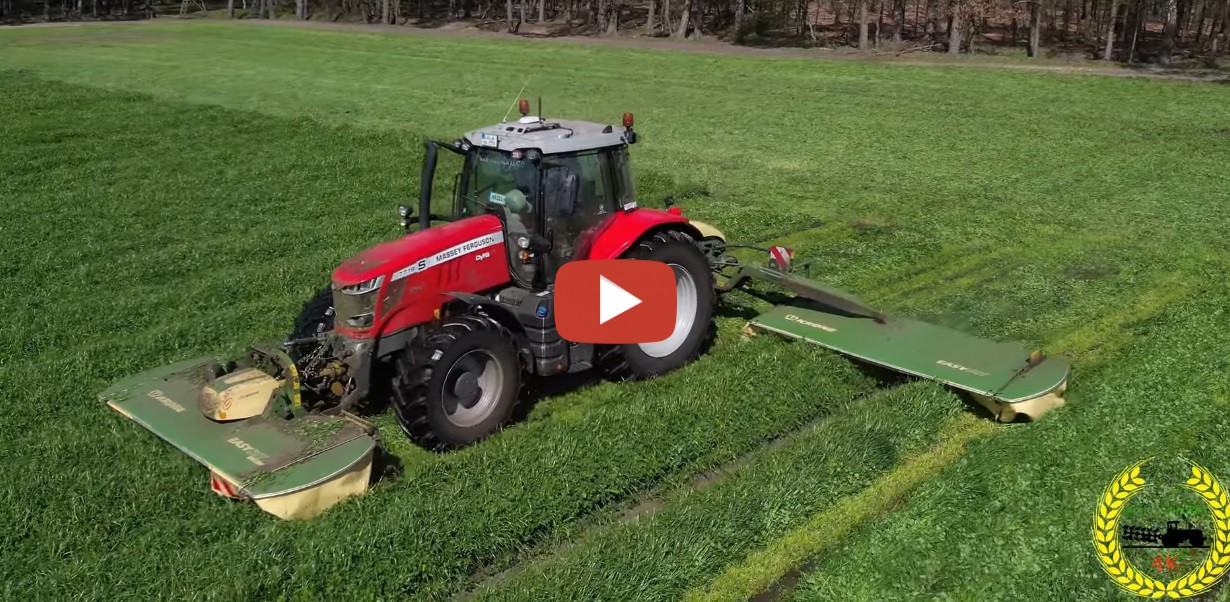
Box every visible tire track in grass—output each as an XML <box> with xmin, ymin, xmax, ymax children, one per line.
<box><xmin>684</xmin><ymin>415</ymin><xmax>994</xmax><ymax>602</ymax></box>
<box><xmin>679</xmin><ymin>274</ymin><xmax>1194</xmax><ymax>601</ymax></box>
<box><xmin>780</xmin><ymin>293</ymin><xmax>1230</xmax><ymax>601</ymax></box>
<box><xmin>462</xmin><ymin>380</ymin><xmax>897</xmax><ymax>598</ymax></box>
<box><xmin>470</xmin><ymin>382</ymin><xmax>970</xmax><ymax>602</ymax></box>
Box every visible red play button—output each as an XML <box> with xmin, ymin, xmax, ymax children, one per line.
<box><xmin>556</xmin><ymin>260</ymin><xmax>676</xmax><ymax>344</ymax></box>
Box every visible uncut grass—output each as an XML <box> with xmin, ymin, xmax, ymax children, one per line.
<box><xmin>3</xmin><ymin>23</ymin><xmax>1229</xmax><ymax>257</ymax></box>
<box><xmin>473</xmin><ymin>382</ymin><xmax>967</xmax><ymax>602</ymax></box>
<box><xmin>785</xmin><ymin>286</ymin><xmax>1230</xmax><ymax>601</ymax></box>
<box><xmin>0</xmin><ymin>76</ymin><xmax>880</xmax><ymax>598</ymax></box>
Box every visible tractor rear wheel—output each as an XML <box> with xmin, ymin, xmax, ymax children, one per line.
<box><xmin>392</xmin><ymin>314</ymin><xmax>522</xmax><ymax>449</ymax></box>
<box><xmin>603</xmin><ymin>230</ymin><xmax>715</xmax><ymax>380</ymax></box>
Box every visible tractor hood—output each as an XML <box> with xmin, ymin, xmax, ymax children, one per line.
<box><xmin>333</xmin><ymin>215</ymin><xmax>505</xmax><ymax>286</ymax></box>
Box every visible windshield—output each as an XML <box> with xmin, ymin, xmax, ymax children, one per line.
<box><xmin>458</xmin><ymin>148</ymin><xmax>539</xmax><ymax>220</ymax></box>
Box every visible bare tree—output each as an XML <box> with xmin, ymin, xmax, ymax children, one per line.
<box><xmin>674</xmin><ymin>0</ymin><xmax>690</xmax><ymax>36</ymax></box>
<box><xmin>1103</xmin><ymin>0</ymin><xmax>1117</xmax><ymax>58</ymax></box>
<box><xmin>1027</xmin><ymin>0</ymin><xmax>1043</xmax><ymax>56</ymax></box>
<box><xmin>859</xmin><ymin>0</ymin><xmax>871</xmax><ymax>47</ymax></box>
<box><xmin>948</xmin><ymin>0</ymin><xmax>961</xmax><ymax>52</ymax></box>
<box><xmin>1160</xmin><ymin>0</ymin><xmax>1178</xmax><ymax>64</ymax></box>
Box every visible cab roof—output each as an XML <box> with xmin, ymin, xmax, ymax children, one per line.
<box><xmin>462</xmin><ymin>117</ymin><xmax>632</xmax><ymax>155</ymax></box>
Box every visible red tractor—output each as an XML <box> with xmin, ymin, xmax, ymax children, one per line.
<box><xmin>286</xmin><ymin>103</ymin><xmax>720</xmax><ymax>448</ymax></box>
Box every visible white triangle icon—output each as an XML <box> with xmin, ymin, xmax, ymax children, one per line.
<box><xmin>599</xmin><ymin>275</ymin><xmax>642</xmax><ymax>324</ymax></box>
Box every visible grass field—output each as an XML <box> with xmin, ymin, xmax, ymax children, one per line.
<box><xmin>3</xmin><ymin>21</ymin><xmax>1230</xmax><ymax>601</ymax></box>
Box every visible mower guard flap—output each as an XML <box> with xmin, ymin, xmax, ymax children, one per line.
<box><xmin>749</xmin><ymin>304</ymin><xmax>1069</xmax><ymax>419</ymax></box>
<box><xmin>100</xmin><ymin>357</ymin><xmax>376</xmax><ymax>518</ymax></box>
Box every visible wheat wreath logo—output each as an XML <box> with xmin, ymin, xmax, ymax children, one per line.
<box><xmin>1093</xmin><ymin>459</ymin><xmax>1230</xmax><ymax>598</ymax></box>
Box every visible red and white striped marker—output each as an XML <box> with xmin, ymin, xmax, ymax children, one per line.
<box><xmin>210</xmin><ymin>473</ymin><xmax>241</xmax><ymax>499</ymax></box>
<box><xmin>769</xmin><ymin>246</ymin><xmax>793</xmax><ymax>272</ymax></box>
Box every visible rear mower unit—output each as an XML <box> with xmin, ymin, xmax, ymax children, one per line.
<box><xmin>100</xmin><ymin>101</ymin><xmax>1068</xmax><ymax>519</ymax></box>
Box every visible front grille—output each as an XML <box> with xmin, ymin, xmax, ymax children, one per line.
<box><xmin>333</xmin><ymin>288</ymin><xmax>378</xmax><ymax>330</ymax></box>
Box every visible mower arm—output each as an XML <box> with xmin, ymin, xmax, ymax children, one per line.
<box><xmin>718</xmin><ymin>264</ymin><xmax>886</xmax><ymax>323</ymax></box>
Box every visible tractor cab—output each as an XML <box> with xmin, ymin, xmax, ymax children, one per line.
<box><xmin>404</xmin><ymin>104</ymin><xmax>639</xmax><ymax>289</ymax></box>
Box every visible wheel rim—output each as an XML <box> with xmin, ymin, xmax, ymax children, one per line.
<box><xmin>440</xmin><ymin>349</ymin><xmax>505</xmax><ymax>427</ymax></box>
<box><xmin>637</xmin><ymin>263</ymin><xmax>699</xmax><ymax>358</ymax></box>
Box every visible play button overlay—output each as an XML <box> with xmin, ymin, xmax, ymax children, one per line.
<box><xmin>598</xmin><ymin>275</ymin><xmax>642</xmax><ymax>324</ymax></box>
<box><xmin>557</xmin><ymin>260</ymin><xmax>676</xmax><ymax>344</ymax></box>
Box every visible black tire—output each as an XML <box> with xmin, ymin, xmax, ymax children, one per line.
<box><xmin>289</xmin><ymin>286</ymin><xmax>334</xmax><ymax>340</ymax></box>
<box><xmin>602</xmin><ymin>229</ymin><xmax>715</xmax><ymax>380</ymax></box>
<box><xmin>391</xmin><ymin>314</ymin><xmax>523</xmax><ymax>449</ymax></box>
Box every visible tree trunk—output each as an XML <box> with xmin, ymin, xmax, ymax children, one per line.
<box><xmin>948</xmin><ymin>0</ymin><xmax>960</xmax><ymax>52</ymax></box>
<box><xmin>1193</xmin><ymin>0</ymin><xmax>1207</xmax><ymax>46</ymax></box>
<box><xmin>506</xmin><ymin>0</ymin><xmax>514</xmax><ymax>30</ymax></box>
<box><xmin>647</xmin><ymin>0</ymin><xmax>656</xmax><ymax>30</ymax></box>
<box><xmin>662</xmin><ymin>0</ymin><xmax>670</xmax><ymax>31</ymax></box>
<box><xmin>733</xmin><ymin>0</ymin><xmax>742</xmax><ymax>28</ymax></box>
<box><xmin>537</xmin><ymin>0</ymin><xmax>543</xmax><ymax>22</ymax></box>
<box><xmin>859</xmin><ymin>0</ymin><xmax>870</xmax><ymax>47</ymax></box>
<box><xmin>606</xmin><ymin>0</ymin><xmax>617</xmax><ymax>32</ymax></box>
<box><xmin>1161</xmin><ymin>0</ymin><xmax>1178</xmax><ymax>64</ymax></box>
<box><xmin>876</xmin><ymin>0</ymin><xmax>885</xmax><ymax>43</ymax></box>
<box><xmin>1028</xmin><ymin>0</ymin><xmax>1042</xmax><ymax>56</ymax></box>
<box><xmin>1062</xmin><ymin>0</ymin><xmax>1071</xmax><ymax>38</ymax></box>
<box><xmin>673</xmin><ymin>0</ymin><xmax>689</xmax><ymax>36</ymax></box>
<box><xmin>689</xmin><ymin>0</ymin><xmax>701</xmax><ymax>38</ymax></box>
<box><xmin>1102</xmin><ymin>0</ymin><xmax>1117</xmax><ymax>57</ymax></box>
<box><xmin>1127</xmin><ymin>0</ymin><xmax>1141</xmax><ymax>60</ymax></box>
<box><xmin>894</xmin><ymin>0</ymin><xmax>905</xmax><ymax>40</ymax></box>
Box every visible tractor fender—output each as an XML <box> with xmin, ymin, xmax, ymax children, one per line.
<box><xmin>687</xmin><ymin>219</ymin><xmax>726</xmax><ymax>243</ymax></box>
<box><xmin>583</xmin><ymin>209</ymin><xmax>703</xmax><ymax>260</ymax></box>
<box><xmin>442</xmin><ymin>292</ymin><xmax>528</xmax><ymax>341</ymax></box>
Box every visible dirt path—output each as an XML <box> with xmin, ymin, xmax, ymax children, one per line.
<box><xmin>10</xmin><ymin>18</ymin><xmax>1230</xmax><ymax>82</ymax></box>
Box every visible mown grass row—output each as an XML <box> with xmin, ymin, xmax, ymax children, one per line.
<box><xmin>471</xmin><ymin>382</ymin><xmax>975</xmax><ymax>601</ymax></box>
<box><xmin>0</xmin><ymin>75</ymin><xmax>885</xmax><ymax>599</ymax></box>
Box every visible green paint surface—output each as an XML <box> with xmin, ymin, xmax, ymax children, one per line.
<box><xmin>751</xmin><ymin>304</ymin><xmax>1069</xmax><ymax>401</ymax></box>
<box><xmin>100</xmin><ymin>359</ymin><xmax>374</xmax><ymax>497</ymax></box>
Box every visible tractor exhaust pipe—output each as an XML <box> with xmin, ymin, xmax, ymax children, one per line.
<box><xmin>418</xmin><ymin>140</ymin><xmax>439</xmax><ymax>231</ymax></box>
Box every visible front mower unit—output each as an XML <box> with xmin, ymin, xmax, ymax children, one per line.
<box><xmin>100</xmin><ymin>352</ymin><xmax>377</xmax><ymax>520</ymax></box>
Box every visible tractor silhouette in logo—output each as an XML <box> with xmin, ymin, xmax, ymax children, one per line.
<box><xmin>1122</xmin><ymin>519</ymin><xmax>1208</xmax><ymax>549</ymax></box>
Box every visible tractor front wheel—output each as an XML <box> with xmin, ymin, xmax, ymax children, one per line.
<box><xmin>289</xmin><ymin>286</ymin><xmax>334</xmax><ymax>340</ymax></box>
<box><xmin>603</xmin><ymin>229</ymin><xmax>715</xmax><ymax>380</ymax></box>
<box><xmin>392</xmin><ymin>314</ymin><xmax>522</xmax><ymax>449</ymax></box>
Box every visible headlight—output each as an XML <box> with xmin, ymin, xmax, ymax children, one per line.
<box><xmin>334</xmin><ymin>276</ymin><xmax>384</xmax><ymax>330</ymax></box>
<box><xmin>339</xmin><ymin>276</ymin><xmax>383</xmax><ymax>296</ymax></box>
